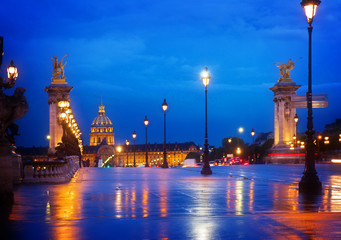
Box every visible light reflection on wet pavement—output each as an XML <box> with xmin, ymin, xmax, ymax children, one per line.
<box><xmin>4</xmin><ymin>164</ymin><xmax>341</xmax><ymax>239</ymax></box>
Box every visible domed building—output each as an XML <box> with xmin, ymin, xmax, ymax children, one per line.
<box><xmin>90</xmin><ymin>101</ymin><xmax>115</xmax><ymax>146</ymax></box>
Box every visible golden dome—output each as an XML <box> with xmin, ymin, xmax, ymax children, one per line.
<box><xmin>91</xmin><ymin>104</ymin><xmax>113</xmax><ymax>127</ymax></box>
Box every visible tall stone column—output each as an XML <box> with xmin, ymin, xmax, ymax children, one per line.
<box><xmin>44</xmin><ymin>79</ymin><xmax>73</xmax><ymax>154</ymax></box>
<box><xmin>270</xmin><ymin>78</ymin><xmax>300</xmax><ymax>148</ymax></box>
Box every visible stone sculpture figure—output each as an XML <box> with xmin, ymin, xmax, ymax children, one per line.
<box><xmin>273</xmin><ymin>58</ymin><xmax>301</xmax><ymax>80</ymax></box>
<box><xmin>0</xmin><ymin>87</ymin><xmax>28</xmax><ymax>145</ymax></box>
<box><xmin>51</xmin><ymin>54</ymin><xmax>68</xmax><ymax>79</ymax></box>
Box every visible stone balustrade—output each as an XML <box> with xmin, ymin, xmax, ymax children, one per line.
<box><xmin>23</xmin><ymin>156</ymin><xmax>80</xmax><ymax>183</ymax></box>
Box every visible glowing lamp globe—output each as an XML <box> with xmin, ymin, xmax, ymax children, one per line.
<box><xmin>201</xmin><ymin>67</ymin><xmax>210</xmax><ymax>87</ymax></box>
<box><xmin>162</xmin><ymin>99</ymin><xmax>168</xmax><ymax>111</ymax></box>
<box><xmin>300</xmin><ymin>0</ymin><xmax>321</xmax><ymax>23</ymax></box>
<box><xmin>7</xmin><ymin>60</ymin><xmax>18</xmax><ymax>80</ymax></box>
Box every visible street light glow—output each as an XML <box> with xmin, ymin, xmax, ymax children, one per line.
<box><xmin>304</xmin><ymin>5</ymin><xmax>318</xmax><ymax>21</ymax></box>
<box><xmin>201</xmin><ymin>67</ymin><xmax>210</xmax><ymax>87</ymax></box>
<box><xmin>144</xmin><ymin>116</ymin><xmax>149</xmax><ymax>126</ymax></box>
<box><xmin>294</xmin><ymin>113</ymin><xmax>299</xmax><ymax>123</ymax></box>
<box><xmin>301</xmin><ymin>0</ymin><xmax>321</xmax><ymax>23</ymax></box>
<box><xmin>7</xmin><ymin>60</ymin><xmax>18</xmax><ymax>80</ymax></box>
<box><xmin>162</xmin><ymin>99</ymin><xmax>168</xmax><ymax>111</ymax></box>
<box><xmin>251</xmin><ymin>129</ymin><xmax>255</xmax><ymax>137</ymax></box>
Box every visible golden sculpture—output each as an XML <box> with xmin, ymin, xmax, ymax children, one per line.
<box><xmin>273</xmin><ymin>58</ymin><xmax>301</xmax><ymax>80</ymax></box>
<box><xmin>51</xmin><ymin>54</ymin><xmax>68</xmax><ymax>79</ymax></box>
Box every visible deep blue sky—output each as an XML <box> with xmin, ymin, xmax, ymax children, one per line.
<box><xmin>1</xmin><ymin>0</ymin><xmax>340</xmax><ymax>147</ymax></box>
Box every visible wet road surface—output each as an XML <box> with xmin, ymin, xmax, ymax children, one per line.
<box><xmin>3</xmin><ymin>164</ymin><xmax>341</xmax><ymax>239</ymax></box>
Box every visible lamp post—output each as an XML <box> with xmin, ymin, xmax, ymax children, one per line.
<box><xmin>116</xmin><ymin>145</ymin><xmax>122</xmax><ymax>167</ymax></box>
<box><xmin>200</xmin><ymin>67</ymin><xmax>212</xmax><ymax>175</ymax></box>
<box><xmin>132</xmin><ymin>130</ymin><xmax>137</xmax><ymax>167</ymax></box>
<box><xmin>125</xmin><ymin>139</ymin><xmax>130</xmax><ymax>167</ymax></box>
<box><xmin>0</xmin><ymin>36</ymin><xmax>25</xmax><ymax>206</ymax></box>
<box><xmin>317</xmin><ymin>135</ymin><xmax>322</xmax><ymax>155</ymax></box>
<box><xmin>294</xmin><ymin>113</ymin><xmax>299</xmax><ymax>147</ymax></box>
<box><xmin>251</xmin><ymin>129</ymin><xmax>255</xmax><ymax>163</ymax></box>
<box><xmin>251</xmin><ymin>129</ymin><xmax>255</xmax><ymax>144</ymax></box>
<box><xmin>144</xmin><ymin>116</ymin><xmax>149</xmax><ymax>167</ymax></box>
<box><xmin>299</xmin><ymin>0</ymin><xmax>322</xmax><ymax>194</ymax></box>
<box><xmin>237</xmin><ymin>127</ymin><xmax>244</xmax><ymax>156</ymax></box>
<box><xmin>161</xmin><ymin>99</ymin><xmax>169</xmax><ymax>168</ymax></box>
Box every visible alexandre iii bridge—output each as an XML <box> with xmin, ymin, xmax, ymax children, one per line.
<box><xmin>2</xmin><ymin>54</ymin><xmax>341</xmax><ymax>240</ymax></box>
<box><xmin>1</xmin><ymin>54</ymin><xmax>330</xmax><ymax>192</ymax></box>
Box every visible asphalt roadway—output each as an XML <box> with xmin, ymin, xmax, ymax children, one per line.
<box><xmin>3</xmin><ymin>164</ymin><xmax>341</xmax><ymax>239</ymax></box>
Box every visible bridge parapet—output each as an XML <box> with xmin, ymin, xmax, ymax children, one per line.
<box><xmin>23</xmin><ymin>156</ymin><xmax>79</xmax><ymax>183</ymax></box>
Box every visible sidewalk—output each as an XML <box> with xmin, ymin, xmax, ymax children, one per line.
<box><xmin>4</xmin><ymin>165</ymin><xmax>341</xmax><ymax>239</ymax></box>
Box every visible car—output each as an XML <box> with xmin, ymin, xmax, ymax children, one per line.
<box><xmin>214</xmin><ymin>159</ymin><xmax>223</xmax><ymax>166</ymax></box>
<box><xmin>228</xmin><ymin>157</ymin><xmax>242</xmax><ymax>165</ymax></box>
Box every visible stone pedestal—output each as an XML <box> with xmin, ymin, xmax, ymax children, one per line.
<box><xmin>12</xmin><ymin>153</ymin><xmax>23</xmax><ymax>184</ymax></box>
<box><xmin>270</xmin><ymin>78</ymin><xmax>301</xmax><ymax>148</ymax></box>
<box><xmin>0</xmin><ymin>144</ymin><xmax>14</xmax><ymax>205</ymax></box>
<box><xmin>265</xmin><ymin>147</ymin><xmax>305</xmax><ymax>164</ymax></box>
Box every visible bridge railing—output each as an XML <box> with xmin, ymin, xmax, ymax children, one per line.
<box><xmin>23</xmin><ymin>156</ymin><xmax>80</xmax><ymax>183</ymax></box>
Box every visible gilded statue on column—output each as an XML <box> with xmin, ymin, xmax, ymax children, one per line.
<box><xmin>273</xmin><ymin>58</ymin><xmax>301</xmax><ymax>81</ymax></box>
<box><xmin>51</xmin><ymin>54</ymin><xmax>68</xmax><ymax>80</ymax></box>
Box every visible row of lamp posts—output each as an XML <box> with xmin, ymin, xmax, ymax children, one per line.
<box><xmin>120</xmin><ymin>99</ymin><xmax>168</xmax><ymax>168</ymax></box>
<box><xmin>57</xmin><ymin>100</ymin><xmax>83</xmax><ymax>161</ymax></box>
<box><xmin>120</xmin><ymin>65</ymin><xmax>210</xmax><ymax>171</ymax></box>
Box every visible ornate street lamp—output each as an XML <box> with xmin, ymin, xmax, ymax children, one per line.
<box><xmin>294</xmin><ymin>113</ymin><xmax>299</xmax><ymax>147</ymax></box>
<box><xmin>251</xmin><ymin>128</ymin><xmax>256</xmax><ymax>163</ymax></box>
<box><xmin>132</xmin><ymin>130</ymin><xmax>137</xmax><ymax>167</ymax></box>
<box><xmin>0</xmin><ymin>36</ymin><xmax>27</xmax><ymax>205</ymax></box>
<box><xmin>116</xmin><ymin>145</ymin><xmax>122</xmax><ymax>167</ymax></box>
<box><xmin>125</xmin><ymin>139</ymin><xmax>130</xmax><ymax>167</ymax></box>
<box><xmin>200</xmin><ymin>67</ymin><xmax>212</xmax><ymax>175</ymax></box>
<box><xmin>299</xmin><ymin>0</ymin><xmax>322</xmax><ymax>194</ymax></box>
<box><xmin>144</xmin><ymin>116</ymin><xmax>149</xmax><ymax>167</ymax></box>
<box><xmin>161</xmin><ymin>99</ymin><xmax>169</xmax><ymax>168</ymax></box>
<box><xmin>317</xmin><ymin>135</ymin><xmax>322</xmax><ymax>155</ymax></box>
<box><xmin>251</xmin><ymin>129</ymin><xmax>255</xmax><ymax>143</ymax></box>
<box><xmin>0</xmin><ymin>61</ymin><xmax>18</xmax><ymax>90</ymax></box>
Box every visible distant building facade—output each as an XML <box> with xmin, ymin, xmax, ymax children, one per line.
<box><xmin>324</xmin><ymin>119</ymin><xmax>341</xmax><ymax>136</ymax></box>
<box><xmin>82</xmin><ymin>142</ymin><xmax>199</xmax><ymax>167</ymax></box>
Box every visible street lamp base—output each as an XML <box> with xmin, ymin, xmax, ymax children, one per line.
<box><xmin>161</xmin><ymin>163</ymin><xmax>168</xmax><ymax>168</ymax></box>
<box><xmin>201</xmin><ymin>165</ymin><xmax>212</xmax><ymax>175</ymax></box>
<box><xmin>299</xmin><ymin>174</ymin><xmax>322</xmax><ymax>194</ymax></box>
<box><xmin>145</xmin><ymin>164</ymin><xmax>149</xmax><ymax>167</ymax></box>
